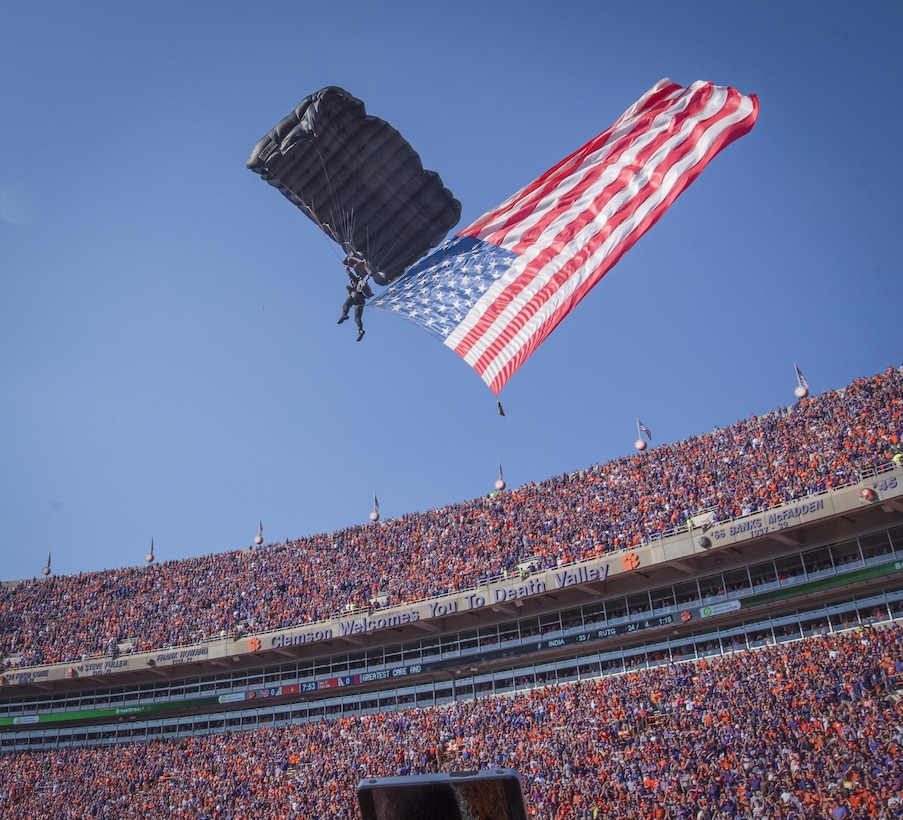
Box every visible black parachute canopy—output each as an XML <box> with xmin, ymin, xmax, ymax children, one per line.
<box><xmin>247</xmin><ymin>87</ymin><xmax>461</xmax><ymax>286</ymax></box>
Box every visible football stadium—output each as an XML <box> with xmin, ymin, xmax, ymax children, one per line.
<box><xmin>2</xmin><ymin>365</ymin><xmax>902</xmax><ymax>818</ymax></box>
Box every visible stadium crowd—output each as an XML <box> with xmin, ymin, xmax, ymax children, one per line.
<box><xmin>1</xmin><ymin>623</ymin><xmax>902</xmax><ymax>818</ymax></box>
<box><xmin>1</xmin><ymin>366</ymin><xmax>901</xmax><ymax>668</ymax></box>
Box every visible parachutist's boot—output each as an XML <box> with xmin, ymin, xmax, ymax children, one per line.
<box><xmin>357</xmin><ymin>329</ymin><xmax>365</xmax><ymax>341</ymax></box>
<box><xmin>338</xmin><ymin>314</ymin><xmax>349</xmax><ymax>324</ymax></box>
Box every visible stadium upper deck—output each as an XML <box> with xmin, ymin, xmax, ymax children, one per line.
<box><xmin>1</xmin><ymin>366</ymin><xmax>901</xmax><ymax>697</ymax></box>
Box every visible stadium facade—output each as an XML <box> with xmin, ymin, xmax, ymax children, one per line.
<box><xmin>2</xmin><ymin>463</ymin><xmax>901</xmax><ymax>753</ymax></box>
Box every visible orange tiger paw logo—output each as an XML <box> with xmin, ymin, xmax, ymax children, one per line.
<box><xmin>621</xmin><ymin>552</ymin><xmax>640</xmax><ymax>571</ymax></box>
<box><xmin>248</xmin><ymin>637</ymin><xmax>262</xmax><ymax>652</ymax></box>
<box><xmin>681</xmin><ymin>611</ymin><xmax>692</xmax><ymax>622</ymax></box>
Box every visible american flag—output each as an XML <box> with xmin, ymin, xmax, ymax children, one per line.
<box><xmin>371</xmin><ymin>79</ymin><xmax>759</xmax><ymax>395</ymax></box>
<box><xmin>794</xmin><ymin>363</ymin><xmax>809</xmax><ymax>390</ymax></box>
<box><xmin>637</xmin><ymin>419</ymin><xmax>652</xmax><ymax>442</ymax></box>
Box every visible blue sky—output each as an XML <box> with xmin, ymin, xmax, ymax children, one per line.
<box><xmin>2</xmin><ymin>1</ymin><xmax>900</xmax><ymax>581</ymax></box>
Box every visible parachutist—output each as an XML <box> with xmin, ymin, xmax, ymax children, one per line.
<box><xmin>338</xmin><ymin>255</ymin><xmax>373</xmax><ymax>341</ymax></box>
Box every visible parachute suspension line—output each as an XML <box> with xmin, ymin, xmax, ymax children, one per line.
<box><xmin>310</xmin><ymin>145</ymin><xmax>406</xmax><ymax>277</ymax></box>
<box><xmin>364</xmin><ymin>221</ymin><xmax>406</xmax><ymax>277</ymax></box>
<box><xmin>314</xmin><ymin>149</ymin><xmax>380</xmax><ymax>271</ymax></box>
<box><xmin>298</xmin><ymin>196</ymin><xmax>347</xmax><ymax>268</ymax></box>
<box><xmin>268</xmin><ymin>169</ymin><xmax>347</xmax><ymax>268</ymax></box>
<box><xmin>314</xmin><ymin>145</ymin><xmax>359</xmax><ymax>259</ymax></box>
